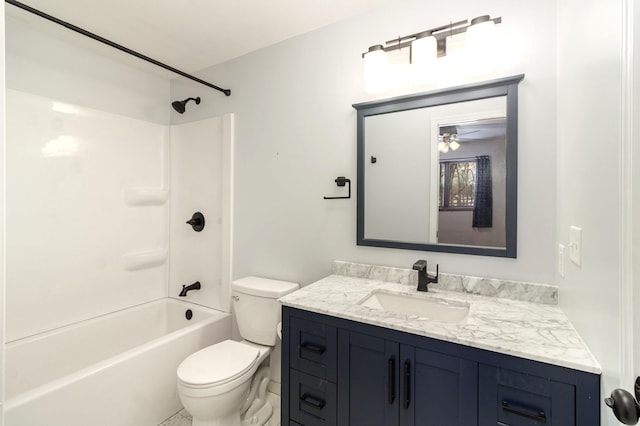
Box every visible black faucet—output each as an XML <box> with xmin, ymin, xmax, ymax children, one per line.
<box><xmin>413</xmin><ymin>260</ymin><xmax>439</xmax><ymax>292</ymax></box>
<box><xmin>179</xmin><ymin>281</ymin><xmax>201</xmax><ymax>296</ymax></box>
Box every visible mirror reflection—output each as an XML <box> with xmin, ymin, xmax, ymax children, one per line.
<box><xmin>354</xmin><ymin>75</ymin><xmax>523</xmax><ymax>257</ymax></box>
<box><xmin>437</xmin><ymin>114</ymin><xmax>506</xmax><ymax>248</ymax></box>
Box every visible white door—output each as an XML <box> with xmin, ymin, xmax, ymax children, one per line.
<box><xmin>612</xmin><ymin>0</ymin><xmax>640</xmax><ymax>422</ymax></box>
<box><xmin>604</xmin><ymin>1</ymin><xmax>640</xmax><ymax>423</ymax></box>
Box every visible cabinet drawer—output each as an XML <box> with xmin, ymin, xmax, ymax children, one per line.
<box><xmin>480</xmin><ymin>365</ymin><xmax>575</xmax><ymax>425</ymax></box>
<box><xmin>289</xmin><ymin>316</ymin><xmax>337</xmax><ymax>381</ymax></box>
<box><xmin>290</xmin><ymin>369</ymin><xmax>337</xmax><ymax>426</ymax></box>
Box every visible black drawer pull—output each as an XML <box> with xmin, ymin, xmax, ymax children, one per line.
<box><xmin>502</xmin><ymin>400</ymin><xmax>547</xmax><ymax>423</ymax></box>
<box><xmin>387</xmin><ymin>358</ymin><xmax>395</xmax><ymax>404</ymax></box>
<box><xmin>301</xmin><ymin>342</ymin><xmax>325</xmax><ymax>355</ymax></box>
<box><xmin>403</xmin><ymin>361</ymin><xmax>411</xmax><ymax>409</ymax></box>
<box><xmin>301</xmin><ymin>393</ymin><xmax>326</xmax><ymax>410</ymax></box>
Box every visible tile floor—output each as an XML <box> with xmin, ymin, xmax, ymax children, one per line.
<box><xmin>158</xmin><ymin>393</ymin><xmax>281</xmax><ymax>426</ymax></box>
<box><xmin>159</xmin><ymin>409</ymin><xmax>192</xmax><ymax>426</ymax></box>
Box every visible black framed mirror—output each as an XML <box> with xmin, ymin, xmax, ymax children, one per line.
<box><xmin>353</xmin><ymin>75</ymin><xmax>524</xmax><ymax>257</ymax></box>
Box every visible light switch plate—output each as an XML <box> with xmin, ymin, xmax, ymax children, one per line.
<box><xmin>558</xmin><ymin>244</ymin><xmax>565</xmax><ymax>278</ymax></box>
<box><xmin>569</xmin><ymin>226</ymin><xmax>582</xmax><ymax>266</ymax></box>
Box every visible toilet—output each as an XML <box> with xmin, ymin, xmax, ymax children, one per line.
<box><xmin>177</xmin><ymin>276</ymin><xmax>299</xmax><ymax>426</ymax></box>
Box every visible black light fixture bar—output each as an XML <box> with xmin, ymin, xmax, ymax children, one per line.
<box><xmin>5</xmin><ymin>0</ymin><xmax>231</xmax><ymax>96</ymax></box>
<box><xmin>364</xmin><ymin>15</ymin><xmax>501</xmax><ymax>58</ymax></box>
<box><xmin>384</xmin><ymin>19</ymin><xmax>469</xmax><ymax>47</ymax></box>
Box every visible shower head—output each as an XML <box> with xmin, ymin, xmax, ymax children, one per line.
<box><xmin>172</xmin><ymin>97</ymin><xmax>201</xmax><ymax>114</ymax></box>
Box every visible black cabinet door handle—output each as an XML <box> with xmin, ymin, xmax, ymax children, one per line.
<box><xmin>301</xmin><ymin>341</ymin><xmax>325</xmax><ymax>355</ymax></box>
<box><xmin>403</xmin><ymin>361</ymin><xmax>411</xmax><ymax>409</ymax></box>
<box><xmin>387</xmin><ymin>358</ymin><xmax>395</xmax><ymax>404</ymax></box>
<box><xmin>502</xmin><ymin>400</ymin><xmax>546</xmax><ymax>423</ymax></box>
<box><xmin>301</xmin><ymin>393</ymin><xmax>326</xmax><ymax>410</ymax></box>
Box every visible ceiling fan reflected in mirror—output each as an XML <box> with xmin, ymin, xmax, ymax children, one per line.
<box><xmin>438</xmin><ymin>125</ymin><xmax>479</xmax><ymax>153</ymax></box>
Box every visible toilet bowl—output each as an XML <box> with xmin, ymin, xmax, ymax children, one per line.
<box><xmin>177</xmin><ymin>340</ymin><xmax>271</xmax><ymax>426</ymax></box>
<box><xmin>177</xmin><ymin>277</ymin><xmax>299</xmax><ymax>426</ymax></box>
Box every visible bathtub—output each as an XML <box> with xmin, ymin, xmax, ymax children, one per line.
<box><xmin>4</xmin><ymin>298</ymin><xmax>231</xmax><ymax>426</ymax></box>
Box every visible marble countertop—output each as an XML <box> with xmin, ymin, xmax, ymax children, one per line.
<box><xmin>280</xmin><ymin>273</ymin><xmax>601</xmax><ymax>374</ymax></box>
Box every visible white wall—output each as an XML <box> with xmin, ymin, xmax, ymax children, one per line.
<box><xmin>171</xmin><ymin>0</ymin><xmax>558</xmax><ymax>286</ymax></box>
<box><xmin>557</xmin><ymin>0</ymin><xmax>624</xmax><ymax>424</ymax></box>
<box><xmin>5</xmin><ymin>14</ymin><xmax>169</xmax><ymax>125</ymax></box>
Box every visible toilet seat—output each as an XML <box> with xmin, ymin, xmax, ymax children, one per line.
<box><xmin>178</xmin><ymin>340</ymin><xmax>260</xmax><ymax>389</ymax></box>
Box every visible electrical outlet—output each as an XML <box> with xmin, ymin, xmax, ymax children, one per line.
<box><xmin>569</xmin><ymin>226</ymin><xmax>582</xmax><ymax>266</ymax></box>
<box><xmin>558</xmin><ymin>244</ymin><xmax>565</xmax><ymax>278</ymax></box>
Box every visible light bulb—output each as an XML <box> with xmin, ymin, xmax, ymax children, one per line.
<box><xmin>411</xmin><ymin>32</ymin><xmax>437</xmax><ymax>85</ymax></box>
<box><xmin>466</xmin><ymin>16</ymin><xmax>497</xmax><ymax>76</ymax></box>
<box><xmin>449</xmin><ymin>140</ymin><xmax>460</xmax><ymax>151</ymax></box>
<box><xmin>363</xmin><ymin>45</ymin><xmax>388</xmax><ymax>94</ymax></box>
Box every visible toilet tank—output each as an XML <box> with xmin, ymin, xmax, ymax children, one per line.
<box><xmin>232</xmin><ymin>276</ymin><xmax>299</xmax><ymax>346</ymax></box>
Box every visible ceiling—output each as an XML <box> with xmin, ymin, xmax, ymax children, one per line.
<box><xmin>6</xmin><ymin>0</ymin><xmax>392</xmax><ymax>75</ymax></box>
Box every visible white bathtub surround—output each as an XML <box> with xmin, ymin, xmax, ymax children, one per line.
<box><xmin>332</xmin><ymin>260</ymin><xmax>558</xmax><ymax>305</ymax></box>
<box><xmin>280</xmin><ymin>272</ymin><xmax>600</xmax><ymax>374</ymax></box>
<box><xmin>6</xmin><ymin>90</ymin><xmax>234</xmax><ymax>340</ymax></box>
<box><xmin>169</xmin><ymin>115</ymin><xmax>234</xmax><ymax>312</ymax></box>
<box><xmin>6</xmin><ymin>89</ymin><xmax>170</xmax><ymax>342</ymax></box>
<box><xmin>4</xmin><ymin>299</ymin><xmax>231</xmax><ymax>426</ymax></box>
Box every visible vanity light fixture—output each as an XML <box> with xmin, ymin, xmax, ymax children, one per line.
<box><xmin>363</xmin><ymin>45</ymin><xmax>389</xmax><ymax>94</ymax></box>
<box><xmin>362</xmin><ymin>15</ymin><xmax>502</xmax><ymax>94</ymax></box>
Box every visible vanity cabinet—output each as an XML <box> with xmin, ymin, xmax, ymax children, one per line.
<box><xmin>282</xmin><ymin>306</ymin><xmax>600</xmax><ymax>426</ymax></box>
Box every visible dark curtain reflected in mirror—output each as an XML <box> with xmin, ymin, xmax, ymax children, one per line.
<box><xmin>473</xmin><ymin>155</ymin><xmax>493</xmax><ymax>228</ymax></box>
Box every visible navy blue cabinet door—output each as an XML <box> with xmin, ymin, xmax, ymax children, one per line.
<box><xmin>337</xmin><ymin>329</ymin><xmax>400</xmax><ymax>426</ymax></box>
<box><xmin>478</xmin><ymin>365</ymin><xmax>576</xmax><ymax>426</ymax></box>
<box><xmin>400</xmin><ymin>345</ymin><xmax>478</xmax><ymax>426</ymax></box>
<box><xmin>337</xmin><ymin>329</ymin><xmax>478</xmax><ymax>426</ymax></box>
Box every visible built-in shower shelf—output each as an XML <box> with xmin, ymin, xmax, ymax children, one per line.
<box><xmin>122</xmin><ymin>248</ymin><xmax>168</xmax><ymax>271</ymax></box>
<box><xmin>123</xmin><ymin>188</ymin><xmax>169</xmax><ymax>206</ymax></box>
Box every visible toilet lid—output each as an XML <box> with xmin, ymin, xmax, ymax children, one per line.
<box><xmin>177</xmin><ymin>340</ymin><xmax>260</xmax><ymax>387</ymax></box>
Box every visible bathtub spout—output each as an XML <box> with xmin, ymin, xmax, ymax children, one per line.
<box><xmin>179</xmin><ymin>281</ymin><xmax>201</xmax><ymax>297</ymax></box>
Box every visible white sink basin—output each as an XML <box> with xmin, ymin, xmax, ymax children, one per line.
<box><xmin>358</xmin><ymin>291</ymin><xmax>469</xmax><ymax>323</ymax></box>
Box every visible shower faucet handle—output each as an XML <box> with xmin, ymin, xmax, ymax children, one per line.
<box><xmin>186</xmin><ymin>212</ymin><xmax>205</xmax><ymax>232</ymax></box>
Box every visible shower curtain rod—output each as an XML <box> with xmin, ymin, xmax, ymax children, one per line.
<box><xmin>6</xmin><ymin>0</ymin><xmax>231</xmax><ymax>96</ymax></box>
